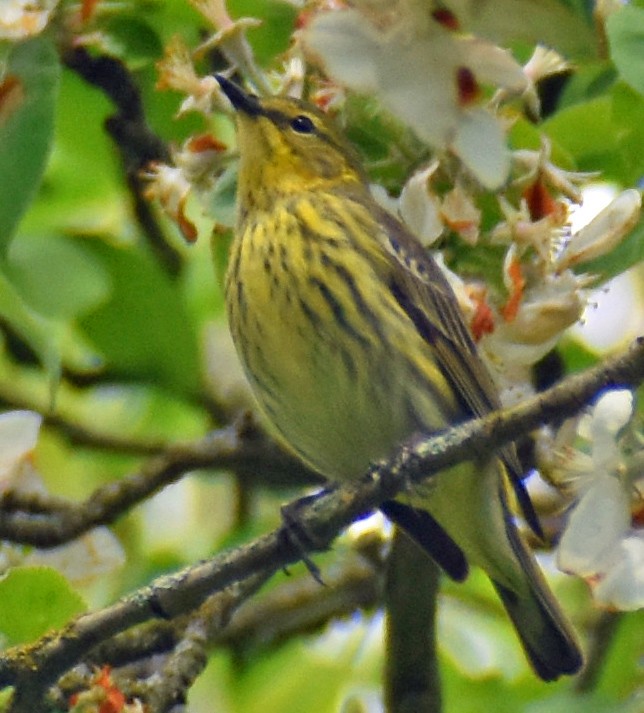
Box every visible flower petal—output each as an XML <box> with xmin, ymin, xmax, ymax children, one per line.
<box><xmin>450</xmin><ymin>108</ymin><xmax>510</xmax><ymax>189</ymax></box>
<box><xmin>0</xmin><ymin>410</ymin><xmax>42</xmax><ymax>479</ymax></box>
<box><xmin>557</xmin><ymin>475</ymin><xmax>630</xmax><ymax>577</ymax></box>
<box><xmin>594</xmin><ymin>534</ymin><xmax>644</xmax><ymax>611</ymax></box>
<box><xmin>399</xmin><ymin>161</ymin><xmax>444</xmax><ymax>246</ymax></box>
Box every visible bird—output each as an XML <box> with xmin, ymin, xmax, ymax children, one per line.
<box><xmin>215</xmin><ymin>73</ymin><xmax>583</xmax><ymax>681</ymax></box>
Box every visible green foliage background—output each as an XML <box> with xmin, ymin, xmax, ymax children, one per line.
<box><xmin>0</xmin><ymin>1</ymin><xmax>643</xmax><ymax>712</ymax></box>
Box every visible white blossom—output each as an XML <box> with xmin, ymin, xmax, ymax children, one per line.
<box><xmin>301</xmin><ymin>0</ymin><xmax>530</xmax><ymax>188</ymax></box>
<box><xmin>0</xmin><ymin>0</ymin><xmax>57</xmax><ymax>40</ymax></box>
<box><xmin>556</xmin><ymin>390</ymin><xmax>644</xmax><ymax>611</ymax></box>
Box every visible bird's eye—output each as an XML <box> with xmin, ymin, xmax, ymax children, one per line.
<box><xmin>290</xmin><ymin>115</ymin><xmax>315</xmax><ymax>134</ymax></box>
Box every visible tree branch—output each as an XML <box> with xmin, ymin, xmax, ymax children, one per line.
<box><xmin>0</xmin><ymin>414</ymin><xmax>319</xmax><ymax>547</ymax></box>
<box><xmin>385</xmin><ymin>529</ymin><xmax>442</xmax><ymax>713</ymax></box>
<box><xmin>52</xmin><ymin>541</ymin><xmax>383</xmax><ymax>708</ymax></box>
<box><xmin>0</xmin><ymin>337</ymin><xmax>641</xmax><ymax>710</ymax></box>
<box><xmin>62</xmin><ymin>47</ymin><xmax>181</xmax><ymax>277</ymax></box>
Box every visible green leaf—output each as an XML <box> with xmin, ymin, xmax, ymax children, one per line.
<box><xmin>208</xmin><ymin>165</ymin><xmax>238</xmax><ymax>229</ymax></box>
<box><xmin>561</xmin><ymin>337</ymin><xmax>604</xmax><ymax>372</ymax></box>
<box><xmin>0</xmin><ymin>36</ymin><xmax>60</xmax><ymax>254</ymax></box>
<box><xmin>103</xmin><ymin>15</ymin><xmax>164</xmax><ymax>68</ymax></box>
<box><xmin>581</xmin><ymin>215</ymin><xmax>644</xmax><ymax>284</ymax></box>
<box><xmin>609</xmin><ymin>82</ymin><xmax>644</xmax><ymax>186</ymax></box>
<box><xmin>543</xmin><ymin>97</ymin><xmax>614</xmax><ymax>163</ymax></box>
<box><xmin>593</xmin><ymin>610</ymin><xmax>644</xmax><ymax>700</ymax></box>
<box><xmin>0</xmin><ymin>270</ymin><xmax>103</xmax><ymax>387</ymax></box>
<box><xmin>557</xmin><ymin>62</ymin><xmax>617</xmax><ymax>108</ymax></box>
<box><xmin>542</xmin><ymin>96</ymin><xmax>637</xmax><ymax>181</ymax></box>
<box><xmin>5</xmin><ymin>234</ymin><xmax>112</xmax><ymax>320</ymax></box>
<box><xmin>228</xmin><ymin>0</ymin><xmax>297</xmax><ymax>65</ymax></box>
<box><xmin>0</xmin><ymin>232</ymin><xmax>111</xmax><ymax>391</ymax></box>
<box><xmin>0</xmin><ymin>566</ymin><xmax>85</xmax><ymax>646</ymax></box>
<box><xmin>607</xmin><ymin>5</ymin><xmax>644</xmax><ymax>96</ymax></box>
<box><xmin>18</xmin><ymin>69</ymin><xmax>125</xmax><ymax>237</ymax></box>
<box><xmin>467</xmin><ymin>0</ymin><xmax>597</xmax><ymax>59</ymax></box>
<box><xmin>79</xmin><ymin>241</ymin><xmax>201</xmax><ymax>395</ymax></box>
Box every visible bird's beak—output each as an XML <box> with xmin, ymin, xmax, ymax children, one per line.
<box><xmin>215</xmin><ymin>75</ymin><xmax>263</xmax><ymax>116</ymax></box>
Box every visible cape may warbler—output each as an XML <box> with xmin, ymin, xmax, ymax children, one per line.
<box><xmin>216</xmin><ymin>75</ymin><xmax>582</xmax><ymax>680</ymax></box>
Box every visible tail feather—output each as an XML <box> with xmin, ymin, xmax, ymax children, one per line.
<box><xmin>495</xmin><ymin>483</ymin><xmax>584</xmax><ymax>680</ymax></box>
<box><xmin>381</xmin><ymin>500</ymin><xmax>468</xmax><ymax>582</ymax></box>
<box><xmin>493</xmin><ymin>579</ymin><xmax>583</xmax><ymax>680</ymax></box>
<box><xmin>388</xmin><ymin>461</ymin><xmax>584</xmax><ymax>680</ymax></box>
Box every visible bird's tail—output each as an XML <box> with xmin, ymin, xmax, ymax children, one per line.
<box><xmin>384</xmin><ymin>460</ymin><xmax>584</xmax><ymax>680</ymax></box>
<box><xmin>492</xmin><ymin>492</ymin><xmax>583</xmax><ymax>680</ymax></box>
<box><xmin>492</xmin><ymin>576</ymin><xmax>582</xmax><ymax>680</ymax></box>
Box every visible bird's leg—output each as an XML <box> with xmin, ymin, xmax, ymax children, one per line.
<box><xmin>279</xmin><ymin>486</ymin><xmax>337</xmax><ymax>585</ymax></box>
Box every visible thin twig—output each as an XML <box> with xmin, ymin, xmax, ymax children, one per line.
<box><xmin>0</xmin><ymin>415</ymin><xmax>318</xmax><ymax>547</ymax></box>
<box><xmin>63</xmin><ymin>47</ymin><xmax>181</xmax><ymax>277</ymax></box>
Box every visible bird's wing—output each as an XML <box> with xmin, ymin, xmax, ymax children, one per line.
<box><xmin>374</xmin><ymin>205</ymin><xmax>542</xmax><ymax>536</ymax></box>
<box><xmin>375</xmin><ymin>206</ymin><xmax>501</xmax><ymax>415</ymax></box>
